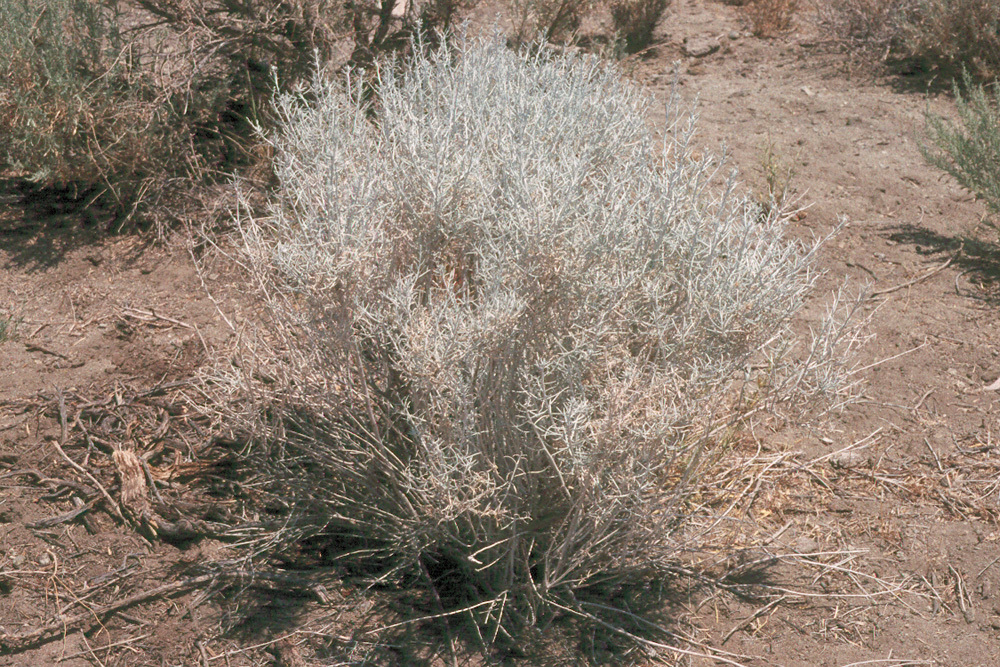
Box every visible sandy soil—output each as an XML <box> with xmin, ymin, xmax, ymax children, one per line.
<box><xmin>2</xmin><ymin>1</ymin><xmax>999</xmax><ymax>665</ymax></box>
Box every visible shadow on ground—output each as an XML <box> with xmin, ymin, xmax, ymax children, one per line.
<box><xmin>887</xmin><ymin>222</ymin><xmax>1000</xmax><ymax>301</ymax></box>
<box><xmin>0</xmin><ymin>178</ymin><xmax>134</xmax><ymax>272</ymax></box>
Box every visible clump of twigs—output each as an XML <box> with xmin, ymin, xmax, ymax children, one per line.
<box><xmin>0</xmin><ymin>380</ymin><xmax>328</xmax><ymax>658</ymax></box>
<box><xmin>0</xmin><ymin>381</ymin><xmax>244</xmax><ymax>543</ymax></box>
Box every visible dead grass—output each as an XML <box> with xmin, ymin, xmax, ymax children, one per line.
<box><xmin>818</xmin><ymin>0</ymin><xmax>1000</xmax><ymax>79</ymax></box>
<box><xmin>608</xmin><ymin>0</ymin><xmax>671</xmax><ymax>52</ymax></box>
<box><xmin>741</xmin><ymin>0</ymin><xmax>798</xmax><ymax>38</ymax></box>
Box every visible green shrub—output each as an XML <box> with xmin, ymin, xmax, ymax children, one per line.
<box><xmin>924</xmin><ymin>70</ymin><xmax>1000</xmax><ymax>225</ymax></box>
<box><xmin>224</xmin><ymin>34</ymin><xmax>859</xmax><ymax>650</ymax></box>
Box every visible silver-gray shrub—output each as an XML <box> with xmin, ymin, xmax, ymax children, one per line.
<box><xmin>232</xmin><ymin>34</ymin><xmax>857</xmax><ymax>639</ymax></box>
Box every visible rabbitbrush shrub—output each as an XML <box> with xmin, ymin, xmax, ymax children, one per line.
<box><xmin>924</xmin><ymin>70</ymin><xmax>1000</xmax><ymax>227</ymax></box>
<box><xmin>231</xmin><ymin>34</ymin><xmax>858</xmax><ymax>647</ymax></box>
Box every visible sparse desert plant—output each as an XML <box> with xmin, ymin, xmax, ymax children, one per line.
<box><xmin>0</xmin><ymin>310</ymin><xmax>21</xmax><ymax>343</ymax></box>
<box><xmin>608</xmin><ymin>0</ymin><xmax>670</xmax><ymax>53</ymax></box>
<box><xmin>508</xmin><ymin>0</ymin><xmax>594</xmax><ymax>44</ymax></box>
<box><xmin>743</xmin><ymin>0</ymin><xmax>798</xmax><ymax>38</ymax></box>
<box><xmin>0</xmin><ymin>0</ymin><xmax>183</xmax><ymax>223</ymax></box>
<box><xmin>815</xmin><ymin>0</ymin><xmax>914</xmax><ymax>59</ymax></box>
<box><xmin>0</xmin><ymin>0</ymin><xmax>474</xmax><ymax>230</ymax></box>
<box><xmin>225</xmin><ymin>34</ymin><xmax>860</xmax><ymax>650</ymax></box>
<box><xmin>755</xmin><ymin>138</ymin><xmax>798</xmax><ymax>217</ymax></box>
<box><xmin>923</xmin><ymin>70</ymin><xmax>1000</xmax><ymax>228</ymax></box>
<box><xmin>818</xmin><ymin>0</ymin><xmax>1000</xmax><ymax>78</ymax></box>
<box><xmin>903</xmin><ymin>0</ymin><xmax>1000</xmax><ymax>79</ymax></box>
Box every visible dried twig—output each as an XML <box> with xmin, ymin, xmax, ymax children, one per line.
<box><xmin>978</xmin><ymin>556</ymin><xmax>1000</xmax><ymax>579</ymax></box>
<box><xmin>0</xmin><ymin>570</ymin><xmax>328</xmax><ymax>653</ymax></box>
<box><xmin>0</xmin><ymin>574</ymin><xmax>215</xmax><ymax>651</ymax></box>
<box><xmin>922</xmin><ymin>438</ymin><xmax>944</xmax><ymax>473</ymax></box>
<box><xmin>121</xmin><ymin>307</ymin><xmax>193</xmax><ymax>330</ymax></box>
<box><xmin>52</xmin><ymin>390</ymin><xmax>125</xmax><ymax>523</ymax></box>
<box><xmin>54</xmin><ymin>633</ymin><xmax>152</xmax><ymax>663</ymax></box>
<box><xmin>25</xmin><ymin>343</ymin><xmax>71</xmax><ymax>361</ymax></box>
<box><xmin>25</xmin><ymin>497</ymin><xmax>99</xmax><ymax>529</ymax></box>
<box><xmin>721</xmin><ymin>595</ymin><xmax>787</xmax><ymax>644</ymax></box>
<box><xmin>869</xmin><ymin>253</ymin><xmax>956</xmax><ymax>297</ymax></box>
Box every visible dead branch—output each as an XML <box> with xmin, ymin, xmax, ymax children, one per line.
<box><xmin>51</xmin><ymin>390</ymin><xmax>126</xmax><ymax>523</ymax></box>
<box><xmin>0</xmin><ymin>569</ymin><xmax>330</xmax><ymax>653</ymax></box>
<box><xmin>721</xmin><ymin>595</ymin><xmax>788</xmax><ymax>644</ymax></box>
<box><xmin>869</xmin><ymin>254</ymin><xmax>956</xmax><ymax>298</ymax></box>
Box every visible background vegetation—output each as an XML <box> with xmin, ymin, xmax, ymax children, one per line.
<box><xmin>0</xmin><ymin>0</ymin><xmax>474</xmax><ymax>229</ymax></box>
<box><xmin>923</xmin><ymin>71</ymin><xmax>1000</xmax><ymax>238</ymax></box>
<box><xmin>818</xmin><ymin>0</ymin><xmax>1000</xmax><ymax>80</ymax></box>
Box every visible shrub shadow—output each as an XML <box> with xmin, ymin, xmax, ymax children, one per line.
<box><xmin>208</xmin><ymin>528</ymin><xmax>711</xmax><ymax>665</ymax></box>
<box><xmin>0</xmin><ymin>177</ymin><xmax>131</xmax><ymax>272</ymax></box>
<box><xmin>885</xmin><ymin>222</ymin><xmax>1000</xmax><ymax>302</ymax></box>
<box><xmin>883</xmin><ymin>57</ymin><xmax>963</xmax><ymax>97</ymax></box>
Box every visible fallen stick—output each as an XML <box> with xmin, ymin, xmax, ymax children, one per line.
<box><xmin>24</xmin><ymin>343</ymin><xmax>71</xmax><ymax>361</ymax></box>
<box><xmin>52</xmin><ymin>390</ymin><xmax>125</xmax><ymax>523</ymax></box>
<box><xmin>0</xmin><ymin>574</ymin><xmax>215</xmax><ymax>652</ymax></box>
<box><xmin>0</xmin><ymin>571</ymin><xmax>331</xmax><ymax>653</ymax></box>
<box><xmin>721</xmin><ymin>595</ymin><xmax>788</xmax><ymax>644</ymax></box>
<box><xmin>54</xmin><ymin>632</ymin><xmax>152</xmax><ymax>663</ymax></box>
<box><xmin>26</xmin><ymin>497</ymin><xmax>98</xmax><ymax>530</ymax></box>
<box><xmin>869</xmin><ymin>254</ymin><xmax>956</xmax><ymax>298</ymax></box>
<box><xmin>121</xmin><ymin>307</ymin><xmax>193</xmax><ymax>329</ymax></box>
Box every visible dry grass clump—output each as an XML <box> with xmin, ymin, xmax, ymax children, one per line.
<box><xmin>220</xmin><ymin>34</ymin><xmax>862</xmax><ymax>653</ymax></box>
<box><xmin>608</xmin><ymin>0</ymin><xmax>671</xmax><ymax>53</ymax></box>
<box><xmin>0</xmin><ymin>0</ymin><xmax>190</xmax><ymax>227</ymax></box>
<box><xmin>742</xmin><ymin>0</ymin><xmax>799</xmax><ymax>38</ymax></box>
<box><xmin>818</xmin><ymin>0</ymin><xmax>1000</xmax><ymax>79</ymax></box>
<box><xmin>0</xmin><ymin>0</ymin><xmax>472</xmax><ymax>231</ymax></box>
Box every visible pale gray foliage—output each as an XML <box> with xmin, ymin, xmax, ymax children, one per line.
<box><xmin>232</xmin><ymin>34</ymin><xmax>858</xmax><ymax>639</ymax></box>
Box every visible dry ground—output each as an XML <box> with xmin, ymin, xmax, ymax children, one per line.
<box><xmin>2</xmin><ymin>1</ymin><xmax>1000</xmax><ymax>665</ymax></box>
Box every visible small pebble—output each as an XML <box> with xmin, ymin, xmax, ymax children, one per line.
<box><xmin>793</xmin><ymin>536</ymin><xmax>819</xmax><ymax>553</ymax></box>
<box><xmin>829</xmin><ymin>450</ymin><xmax>867</xmax><ymax>469</ymax></box>
<box><xmin>37</xmin><ymin>553</ymin><xmax>52</xmax><ymax>567</ymax></box>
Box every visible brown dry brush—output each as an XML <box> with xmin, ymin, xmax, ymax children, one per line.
<box><xmin>608</xmin><ymin>0</ymin><xmax>671</xmax><ymax>53</ymax></box>
<box><xmin>818</xmin><ymin>0</ymin><xmax>1000</xmax><ymax>79</ymax></box>
<box><xmin>0</xmin><ymin>0</ymin><xmax>471</xmax><ymax>231</ymax></box>
<box><xmin>741</xmin><ymin>0</ymin><xmax>798</xmax><ymax>38</ymax></box>
<box><xmin>0</xmin><ymin>382</ymin><xmax>245</xmax><ymax>544</ymax></box>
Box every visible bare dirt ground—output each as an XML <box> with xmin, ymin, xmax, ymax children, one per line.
<box><xmin>3</xmin><ymin>1</ymin><xmax>1000</xmax><ymax>665</ymax></box>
